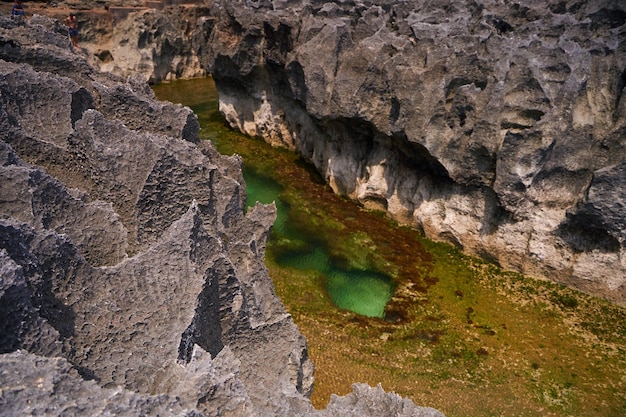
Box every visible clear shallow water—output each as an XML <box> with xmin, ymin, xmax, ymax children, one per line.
<box><xmin>244</xmin><ymin>167</ymin><xmax>393</xmax><ymax>318</ymax></box>
<box><xmin>154</xmin><ymin>78</ymin><xmax>394</xmax><ymax>318</ymax></box>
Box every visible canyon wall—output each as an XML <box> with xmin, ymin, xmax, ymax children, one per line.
<box><xmin>86</xmin><ymin>4</ymin><xmax>209</xmax><ymax>83</ymax></box>
<box><xmin>0</xmin><ymin>13</ymin><xmax>443</xmax><ymax>417</ymax></box>
<box><xmin>84</xmin><ymin>0</ymin><xmax>625</xmax><ymax>304</ymax></box>
<box><xmin>195</xmin><ymin>0</ymin><xmax>626</xmax><ymax>304</ymax></box>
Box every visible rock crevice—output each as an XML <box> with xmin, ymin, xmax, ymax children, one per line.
<box><xmin>0</xmin><ymin>12</ymin><xmax>443</xmax><ymax>417</ymax></box>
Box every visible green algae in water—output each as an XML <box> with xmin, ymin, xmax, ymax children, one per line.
<box><xmin>243</xmin><ymin>166</ymin><xmax>282</xmax><ymax>208</ymax></box>
<box><xmin>275</xmin><ymin>245</ymin><xmax>394</xmax><ymax>318</ymax></box>
<box><xmin>276</xmin><ymin>247</ymin><xmax>394</xmax><ymax>318</ymax></box>
<box><xmin>244</xmin><ymin>162</ymin><xmax>394</xmax><ymax>318</ymax></box>
<box><xmin>153</xmin><ymin>78</ymin><xmax>396</xmax><ymax>318</ymax></box>
<box><xmin>326</xmin><ymin>269</ymin><xmax>393</xmax><ymax>318</ymax></box>
<box><xmin>277</xmin><ymin>247</ymin><xmax>330</xmax><ymax>272</ymax></box>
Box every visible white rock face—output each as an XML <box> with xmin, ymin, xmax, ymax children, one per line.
<box><xmin>84</xmin><ymin>7</ymin><xmax>207</xmax><ymax>83</ymax></box>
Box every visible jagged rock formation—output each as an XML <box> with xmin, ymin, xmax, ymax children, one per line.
<box><xmin>0</xmin><ymin>13</ymin><xmax>443</xmax><ymax>417</ymax></box>
<box><xmin>0</xmin><ymin>1</ymin><xmax>210</xmax><ymax>83</ymax></box>
<box><xmin>197</xmin><ymin>0</ymin><xmax>626</xmax><ymax>304</ymax></box>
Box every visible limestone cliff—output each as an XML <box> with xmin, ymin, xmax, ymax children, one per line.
<box><xmin>0</xmin><ymin>13</ymin><xmax>443</xmax><ymax>417</ymax></box>
<box><xmin>196</xmin><ymin>0</ymin><xmax>626</xmax><ymax>304</ymax></box>
<box><xmin>91</xmin><ymin>5</ymin><xmax>209</xmax><ymax>83</ymax></box>
<box><xmin>81</xmin><ymin>0</ymin><xmax>626</xmax><ymax>304</ymax></box>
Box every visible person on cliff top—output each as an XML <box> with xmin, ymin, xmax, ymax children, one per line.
<box><xmin>65</xmin><ymin>13</ymin><xmax>79</xmax><ymax>50</ymax></box>
<box><xmin>11</xmin><ymin>0</ymin><xmax>26</xmax><ymax>25</ymax></box>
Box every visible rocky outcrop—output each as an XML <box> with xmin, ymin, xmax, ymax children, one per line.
<box><xmin>12</xmin><ymin>1</ymin><xmax>213</xmax><ymax>83</ymax></box>
<box><xmin>199</xmin><ymin>0</ymin><xmax>626</xmax><ymax>304</ymax></box>
<box><xmin>88</xmin><ymin>5</ymin><xmax>210</xmax><ymax>83</ymax></box>
<box><xmin>0</xmin><ymin>13</ymin><xmax>443</xmax><ymax>417</ymax></box>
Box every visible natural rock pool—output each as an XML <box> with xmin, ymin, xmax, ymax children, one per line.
<box><xmin>153</xmin><ymin>77</ymin><xmax>626</xmax><ymax>417</ymax></box>
<box><xmin>246</xmin><ymin>166</ymin><xmax>395</xmax><ymax>318</ymax></box>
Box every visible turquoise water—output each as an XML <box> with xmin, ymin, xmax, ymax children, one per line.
<box><xmin>154</xmin><ymin>78</ymin><xmax>394</xmax><ymax>318</ymax></box>
<box><xmin>244</xmin><ymin>164</ymin><xmax>394</xmax><ymax>318</ymax></box>
<box><xmin>242</xmin><ymin>166</ymin><xmax>289</xmax><ymax>235</ymax></box>
<box><xmin>326</xmin><ymin>270</ymin><xmax>393</xmax><ymax>318</ymax></box>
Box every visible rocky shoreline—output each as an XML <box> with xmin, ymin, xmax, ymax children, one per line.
<box><xmin>0</xmin><ymin>11</ymin><xmax>442</xmax><ymax>417</ymax></box>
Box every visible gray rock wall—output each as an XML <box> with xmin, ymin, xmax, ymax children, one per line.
<box><xmin>91</xmin><ymin>5</ymin><xmax>210</xmax><ymax>82</ymax></box>
<box><xmin>199</xmin><ymin>0</ymin><xmax>626</xmax><ymax>304</ymax></box>
<box><xmin>0</xmin><ymin>13</ymin><xmax>308</xmax><ymax>416</ymax></box>
<box><xmin>0</xmin><ymin>13</ymin><xmax>443</xmax><ymax>417</ymax></box>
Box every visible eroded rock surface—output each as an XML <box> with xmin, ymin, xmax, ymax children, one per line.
<box><xmin>198</xmin><ymin>0</ymin><xmax>626</xmax><ymax>304</ymax></box>
<box><xmin>0</xmin><ymin>13</ymin><xmax>443</xmax><ymax>417</ymax></box>
<box><xmin>91</xmin><ymin>5</ymin><xmax>210</xmax><ymax>83</ymax></box>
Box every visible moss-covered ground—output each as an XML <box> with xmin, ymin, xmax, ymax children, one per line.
<box><xmin>153</xmin><ymin>78</ymin><xmax>626</xmax><ymax>417</ymax></box>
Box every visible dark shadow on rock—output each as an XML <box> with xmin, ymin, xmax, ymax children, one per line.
<box><xmin>557</xmin><ymin>210</ymin><xmax>621</xmax><ymax>254</ymax></box>
<box><xmin>179</xmin><ymin>261</ymin><xmax>225</xmax><ymax>362</ymax></box>
<box><xmin>70</xmin><ymin>87</ymin><xmax>95</xmax><ymax>128</ymax></box>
